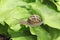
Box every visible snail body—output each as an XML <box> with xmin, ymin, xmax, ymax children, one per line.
<box><xmin>20</xmin><ymin>14</ymin><xmax>43</xmax><ymax>26</ymax></box>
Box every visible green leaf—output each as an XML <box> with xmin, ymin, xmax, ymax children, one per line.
<box><xmin>0</xmin><ymin>0</ymin><xmax>60</xmax><ymax>40</ymax></box>
<box><xmin>42</xmin><ymin>25</ymin><xmax>60</xmax><ymax>40</ymax></box>
<box><xmin>29</xmin><ymin>3</ymin><xmax>60</xmax><ymax>29</ymax></box>
<box><xmin>0</xmin><ymin>0</ymin><xmax>31</xmax><ymax>31</ymax></box>
<box><xmin>0</xmin><ymin>0</ymin><xmax>31</xmax><ymax>34</ymax></box>
<box><xmin>4</xmin><ymin>7</ymin><xmax>30</xmax><ymax>31</ymax></box>
<box><xmin>30</xmin><ymin>26</ymin><xmax>51</xmax><ymax>40</ymax></box>
<box><xmin>0</xmin><ymin>0</ymin><xmax>28</xmax><ymax>22</ymax></box>
<box><xmin>0</xmin><ymin>22</ymin><xmax>9</xmax><ymax>36</ymax></box>
<box><xmin>8</xmin><ymin>26</ymin><xmax>36</xmax><ymax>40</ymax></box>
<box><xmin>50</xmin><ymin>0</ymin><xmax>60</xmax><ymax>11</ymax></box>
<box><xmin>4</xmin><ymin>7</ymin><xmax>30</xmax><ymax>26</ymax></box>
<box><xmin>11</xmin><ymin>36</ymin><xmax>36</xmax><ymax>40</ymax></box>
<box><xmin>56</xmin><ymin>36</ymin><xmax>60</xmax><ymax>40</ymax></box>
<box><xmin>36</xmin><ymin>0</ymin><xmax>43</xmax><ymax>3</ymax></box>
<box><xmin>23</xmin><ymin>0</ymin><xmax>35</xmax><ymax>3</ymax></box>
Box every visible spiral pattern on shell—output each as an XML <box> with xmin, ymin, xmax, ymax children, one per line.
<box><xmin>27</xmin><ymin>14</ymin><xmax>41</xmax><ymax>24</ymax></box>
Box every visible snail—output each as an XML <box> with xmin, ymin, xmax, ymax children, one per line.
<box><xmin>19</xmin><ymin>14</ymin><xmax>43</xmax><ymax>26</ymax></box>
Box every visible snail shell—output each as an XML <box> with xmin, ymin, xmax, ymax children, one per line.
<box><xmin>27</xmin><ymin>14</ymin><xmax>41</xmax><ymax>24</ymax></box>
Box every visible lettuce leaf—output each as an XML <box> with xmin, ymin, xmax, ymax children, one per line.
<box><xmin>0</xmin><ymin>0</ymin><xmax>60</xmax><ymax>40</ymax></box>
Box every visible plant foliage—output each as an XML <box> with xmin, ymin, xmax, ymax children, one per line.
<box><xmin>0</xmin><ymin>0</ymin><xmax>60</xmax><ymax>40</ymax></box>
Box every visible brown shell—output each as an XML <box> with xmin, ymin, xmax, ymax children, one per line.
<box><xmin>27</xmin><ymin>14</ymin><xmax>41</xmax><ymax>24</ymax></box>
